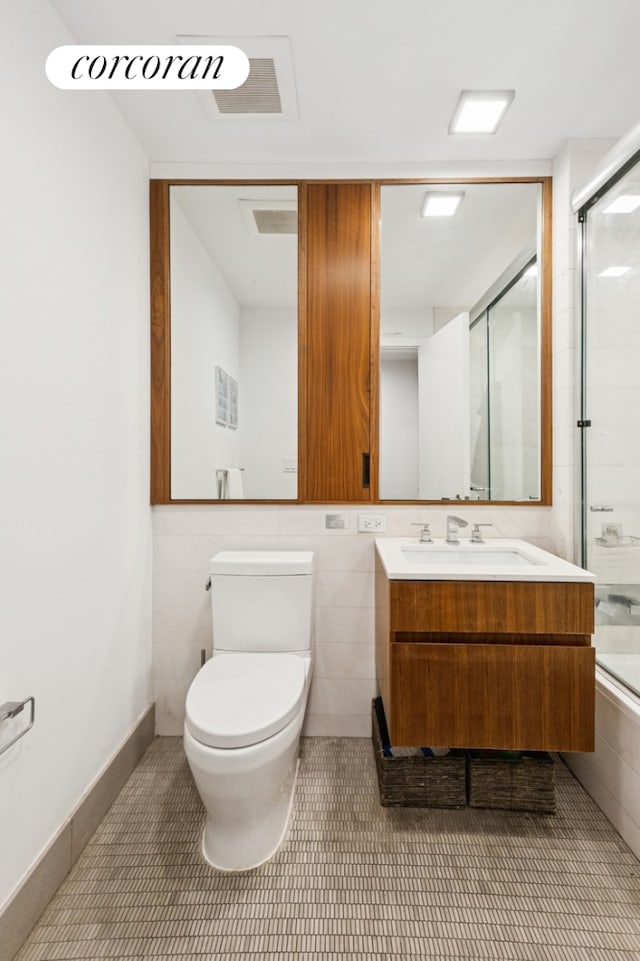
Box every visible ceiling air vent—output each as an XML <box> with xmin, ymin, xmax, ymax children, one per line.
<box><xmin>213</xmin><ymin>58</ymin><xmax>281</xmax><ymax>115</ymax></box>
<box><xmin>179</xmin><ymin>35</ymin><xmax>299</xmax><ymax>121</ymax></box>
<box><xmin>253</xmin><ymin>208</ymin><xmax>296</xmax><ymax>234</ymax></box>
<box><xmin>239</xmin><ymin>199</ymin><xmax>297</xmax><ymax>235</ymax></box>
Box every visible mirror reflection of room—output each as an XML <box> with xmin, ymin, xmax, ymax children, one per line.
<box><xmin>379</xmin><ymin>182</ymin><xmax>541</xmax><ymax>502</ymax></box>
<box><xmin>169</xmin><ymin>184</ymin><xmax>298</xmax><ymax>500</ymax></box>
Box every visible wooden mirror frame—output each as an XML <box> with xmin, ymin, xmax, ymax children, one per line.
<box><xmin>149</xmin><ymin>176</ymin><xmax>552</xmax><ymax>506</ymax></box>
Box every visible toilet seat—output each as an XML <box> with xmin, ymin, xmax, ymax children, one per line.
<box><xmin>186</xmin><ymin>653</ymin><xmax>307</xmax><ymax>749</ymax></box>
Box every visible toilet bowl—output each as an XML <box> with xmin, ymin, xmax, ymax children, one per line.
<box><xmin>183</xmin><ymin>550</ymin><xmax>314</xmax><ymax>871</ymax></box>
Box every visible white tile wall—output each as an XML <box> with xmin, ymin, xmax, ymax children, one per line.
<box><xmin>565</xmin><ymin>671</ymin><xmax>640</xmax><ymax>861</ymax></box>
<box><xmin>152</xmin><ymin>504</ymin><xmax>555</xmax><ymax>736</ymax></box>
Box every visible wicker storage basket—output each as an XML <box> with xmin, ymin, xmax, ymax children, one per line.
<box><xmin>371</xmin><ymin>699</ymin><xmax>466</xmax><ymax>808</ymax></box>
<box><xmin>467</xmin><ymin>749</ymin><xmax>556</xmax><ymax>813</ymax></box>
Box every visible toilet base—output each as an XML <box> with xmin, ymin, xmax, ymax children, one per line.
<box><xmin>201</xmin><ymin>758</ymin><xmax>299</xmax><ymax>872</ymax></box>
<box><xmin>184</xmin><ymin>694</ymin><xmax>307</xmax><ymax>872</ymax></box>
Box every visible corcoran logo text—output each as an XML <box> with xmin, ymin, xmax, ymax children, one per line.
<box><xmin>46</xmin><ymin>45</ymin><xmax>250</xmax><ymax>90</ymax></box>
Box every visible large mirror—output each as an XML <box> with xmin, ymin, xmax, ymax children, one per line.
<box><xmin>169</xmin><ymin>184</ymin><xmax>298</xmax><ymax>500</ymax></box>
<box><xmin>151</xmin><ymin>177</ymin><xmax>550</xmax><ymax>505</ymax></box>
<box><xmin>379</xmin><ymin>180</ymin><xmax>548</xmax><ymax>502</ymax></box>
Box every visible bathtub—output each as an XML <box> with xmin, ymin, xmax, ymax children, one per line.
<box><xmin>563</xmin><ymin>665</ymin><xmax>640</xmax><ymax>859</ymax></box>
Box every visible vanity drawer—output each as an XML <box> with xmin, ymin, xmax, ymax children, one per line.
<box><xmin>389</xmin><ymin>642</ymin><xmax>595</xmax><ymax>752</ymax></box>
<box><xmin>389</xmin><ymin>580</ymin><xmax>595</xmax><ymax>636</ymax></box>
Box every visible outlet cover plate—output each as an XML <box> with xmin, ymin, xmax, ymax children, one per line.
<box><xmin>358</xmin><ymin>513</ymin><xmax>387</xmax><ymax>533</ymax></box>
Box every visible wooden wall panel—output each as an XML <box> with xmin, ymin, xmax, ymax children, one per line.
<box><xmin>304</xmin><ymin>183</ymin><xmax>372</xmax><ymax>501</ymax></box>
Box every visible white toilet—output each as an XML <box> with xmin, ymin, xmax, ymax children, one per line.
<box><xmin>184</xmin><ymin>550</ymin><xmax>314</xmax><ymax>871</ymax></box>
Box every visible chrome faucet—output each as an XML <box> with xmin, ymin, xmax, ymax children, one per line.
<box><xmin>446</xmin><ymin>514</ymin><xmax>468</xmax><ymax>544</ymax></box>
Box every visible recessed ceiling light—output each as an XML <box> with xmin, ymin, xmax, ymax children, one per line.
<box><xmin>603</xmin><ymin>195</ymin><xmax>640</xmax><ymax>214</ymax></box>
<box><xmin>449</xmin><ymin>90</ymin><xmax>515</xmax><ymax>134</ymax></box>
<box><xmin>420</xmin><ymin>190</ymin><xmax>465</xmax><ymax>217</ymax></box>
<box><xmin>598</xmin><ymin>266</ymin><xmax>631</xmax><ymax>277</ymax></box>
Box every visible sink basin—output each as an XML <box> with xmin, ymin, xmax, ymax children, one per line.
<box><xmin>375</xmin><ymin>537</ymin><xmax>596</xmax><ymax>582</ymax></box>
<box><xmin>400</xmin><ymin>546</ymin><xmax>540</xmax><ymax>567</ymax></box>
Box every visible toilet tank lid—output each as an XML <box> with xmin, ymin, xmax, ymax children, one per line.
<box><xmin>209</xmin><ymin>550</ymin><xmax>314</xmax><ymax>576</ymax></box>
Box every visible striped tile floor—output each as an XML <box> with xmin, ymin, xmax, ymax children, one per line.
<box><xmin>15</xmin><ymin>736</ymin><xmax>640</xmax><ymax>960</ymax></box>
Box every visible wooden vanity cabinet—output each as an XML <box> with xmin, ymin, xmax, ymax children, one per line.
<box><xmin>375</xmin><ymin>558</ymin><xmax>596</xmax><ymax>752</ymax></box>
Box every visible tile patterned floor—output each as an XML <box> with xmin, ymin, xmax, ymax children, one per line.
<box><xmin>14</xmin><ymin>737</ymin><xmax>640</xmax><ymax>960</ymax></box>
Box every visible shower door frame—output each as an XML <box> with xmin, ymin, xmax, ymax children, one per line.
<box><xmin>577</xmin><ymin>144</ymin><xmax>640</xmax><ymax>697</ymax></box>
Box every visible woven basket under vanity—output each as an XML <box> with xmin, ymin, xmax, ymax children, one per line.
<box><xmin>467</xmin><ymin>749</ymin><xmax>556</xmax><ymax>814</ymax></box>
<box><xmin>371</xmin><ymin>699</ymin><xmax>467</xmax><ymax>808</ymax></box>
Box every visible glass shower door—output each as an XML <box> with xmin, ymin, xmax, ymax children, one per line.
<box><xmin>581</xmin><ymin>156</ymin><xmax>640</xmax><ymax>697</ymax></box>
<box><xmin>468</xmin><ymin>261</ymin><xmax>540</xmax><ymax>502</ymax></box>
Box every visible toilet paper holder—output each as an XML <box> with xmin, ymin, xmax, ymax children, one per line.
<box><xmin>0</xmin><ymin>696</ymin><xmax>35</xmax><ymax>757</ymax></box>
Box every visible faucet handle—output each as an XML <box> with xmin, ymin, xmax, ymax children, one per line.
<box><xmin>471</xmin><ymin>523</ymin><xmax>492</xmax><ymax>543</ymax></box>
<box><xmin>411</xmin><ymin>522</ymin><xmax>433</xmax><ymax>542</ymax></box>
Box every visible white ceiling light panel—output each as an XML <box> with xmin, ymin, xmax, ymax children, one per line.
<box><xmin>449</xmin><ymin>90</ymin><xmax>515</xmax><ymax>134</ymax></box>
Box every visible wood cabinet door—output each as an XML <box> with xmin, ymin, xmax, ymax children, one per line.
<box><xmin>390</xmin><ymin>642</ymin><xmax>595</xmax><ymax>752</ymax></box>
<box><xmin>303</xmin><ymin>183</ymin><xmax>373</xmax><ymax>501</ymax></box>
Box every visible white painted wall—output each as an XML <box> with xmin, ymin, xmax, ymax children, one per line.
<box><xmin>489</xmin><ymin>304</ymin><xmax>539</xmax><ymax>500</ymax></box>
<box><xmin>418</xmin><ymin>313</ymin><xmax>470</xmax><ymax>499</ymax></box>
<box><xmin>0</xmin><ymin>0</ymin><xmax>152</xmax><ymax>909</ymax></box>
<box><xmin>469</xmin><ymin>318</ymin><xmax>490</xmax><ymax>494</ymax></box>
<box><xmin>170</xmin><ymin>198</ymin><xmax>240</xmax><ymax>499</ymax></box>
<box><xmin>379</xmin><ymin>352</ymin><xmax>419</xmax><ymax>499</ymax></box>
<box><xmin>239</xmin><ymin>306</ymin><xmax>298</xmax><ymax>500</ymax></box>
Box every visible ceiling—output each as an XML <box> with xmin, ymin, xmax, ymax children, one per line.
<box><xmin>50</xmin><ymin>0</ymin><xmax>640</xmax><ymax>169</ymax></box>
<box><xmin>49</xmin><ymin>0</ymin><xmax>639</xmax><ymax>319</ymax></box>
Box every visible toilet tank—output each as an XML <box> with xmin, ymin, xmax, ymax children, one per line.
<box><xmin>209</xmin><ymin>551</ymin><xmax>314</xmax><ymax>654</ymax></box>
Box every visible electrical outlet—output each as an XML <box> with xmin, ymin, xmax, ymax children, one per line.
<box><xmin>358</xmin><ymin>513</ymin><xmax>387</xmax><ymax>533</ymax></box>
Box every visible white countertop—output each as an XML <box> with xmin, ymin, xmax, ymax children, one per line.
<box><xmin>375</xmin><ymin>537</ymin><xmax>596</xmax><ymax>583</ymax></box>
